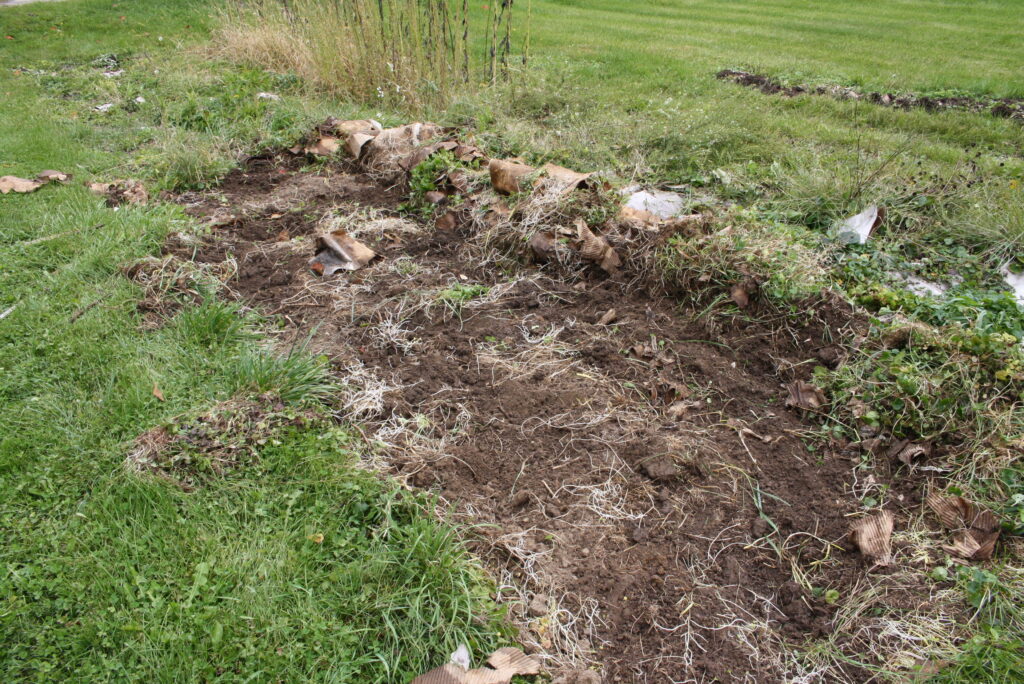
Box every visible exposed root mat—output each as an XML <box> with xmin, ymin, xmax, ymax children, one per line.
<box><xmin>171</xmin><ymin>154</ymin><xmax>884</xmax><ymax>682</ymax></box>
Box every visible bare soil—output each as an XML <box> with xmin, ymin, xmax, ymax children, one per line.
<box><xmin>168</xmin><ymin>153</ymin><xmax>892</xmax><ymax>682</ymax></box>
<box><xmin>717</xmin><ymin>69</ymin><xmax>1024</xmax><ymax>121</ymax></box>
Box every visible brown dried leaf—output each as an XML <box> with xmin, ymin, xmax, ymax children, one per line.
<box><xmin>785</xmin><ymin>380</ymin><xmax>827</xmax><ymax>411</ymax></box>
<box><xmin>597</xmin><ymin>308</ymin><xmax>617</xmax><ymax>326</ymax></box>
<box><xmin>489</xmin><ymin>158</ymin><xmax>535</xmax><ymax>195</ymax></box>
<box><xmin>152</xmin><ymin>382</ymin><xmax>165</xmax><ymax>402</ymax></box>
<box><xmin>887</xmin><ymin>439</ymin><xmax>931</xmax><ymax>465</ymax></box>
<box><xmin>87</xmin><ymin>179</ymin><xmax>148</xmax><ymax>206</ymax></box>
<box><xmin>529</xmin><ymin>230</ymin><xmax>560</xmax><ymax>261</ymax></box>
<box><xmin>0</xmin><ymin>175</ymin><xmax>44</xmax><ymax>194</ymax></box>
<box><xmin>574</xmin><ymin>218</ymin><xmax>620</xmax><ymax>273</ymax></box>
<box><xmin>486</xmin><ymin>648</ymin><xmax>540</xmax><ymax>676</ymax></box>
<box><xmin>619</xmin><ymin>204</ymin><xmax>662</xmax><ymax>227</ymax></box>
<box><xmin>435</xmin><ymin>211</ymin><xmax>458</xmax><ymax>231</ymax></box>
<box><xmin>347</xmin><ymin>132</ymin><xmax>377</xmax><ymax>159</ymax></box>
<box><xmin>363</xmin><ymin>122</ymin><xmax>444</xmax><ymax>173</ymax></box>
<box><xmin>849</xmin><ymin>510</ymin><xmax>894</xmax><ymax>564</ymax></box>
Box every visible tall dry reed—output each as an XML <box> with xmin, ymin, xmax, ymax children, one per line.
<box><xmin>217</xmin><ymin>0</ymin><xmax>520</xmax><ymax>110</ymax></box>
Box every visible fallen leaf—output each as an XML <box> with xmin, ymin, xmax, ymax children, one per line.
<box><xmin>574</xmin><ymin>218</ymin><xmax>620</xmax><ymax>273</ymax></box>
<box><xmin>0</xmin><ymin>176</ymin><xmax>44</xmax><ymax>194</ymax></box>
<box><xmin>87</xmin><ymin>179</ymin><xmax>148</xmax><ymax>206</ymax></box>
<box><xmin>619</xmin><ymin>204</ymin><xmax>662</xmax><ymax>227</ymax></box>
<box><xmin>785</xmin><ymin>380</ymin><xmax>827</xmax><ymax>411</ymax></box>
<box><xmin>926</xmin><ymin>492</ymin><xmax>1000</xmax><ymax>561</ymax></box>
<box><xmin>597</xmin><ymin>308</ymin><xmax>617</xmax><ymax>325</ymax></box>
<box><xmin>529</xmin><ymin>230</ymin><xmax>560</xmax><ymax>261</ymax></box>
<box><xmin>307</xmin><ymin>533</ymin><xmax>324</xmax><ymax>544</ymax></box>
<box><xmin>436</xmin><ymin>211</ymin><xmax>458</xmax><ymax>231</ymax></box>
<box><xmin>424</xmin><ymin>190</ymin><xmax>446</xmax><ymax>204</ymax></box>
<box><xmin>152</xmin><ymin>383</ymin><xmax>165</xmax><ymax>402</ymax></box>
<box><xmin>362</xmin><ymin>122</ymin><xmax>443</xmax><ymax>173</ymax></box>
<box><xmin>887</xmin><ymin>439</ymin><xmax>932</xmax><ymax>466</ymax></box>
<box><xmin>537</xmin><ymin>162</ymin><xmax>591</xmax><ymax>194</ymax></box>
<box><xmin>849</xmin><ymin>510</ymin><xmax>894</xmax><ymax>564</ymax></box>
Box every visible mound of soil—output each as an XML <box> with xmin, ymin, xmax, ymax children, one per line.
<box><xmin>168</xmin><ymin>153</ymin><xmax>881</xmax><ymax>681</ymax></box>
<box><xmin>717</xmin><ymin>69</ymin><xmax>1024</xmax><ymax>121</ymax></box>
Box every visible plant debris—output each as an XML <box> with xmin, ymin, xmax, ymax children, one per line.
<box><xmin>716</xmin><ymin>69</ymin><xmax>1024</xmax><ymax>121</ymax></box>
<box><xmin>88</xmin><ymin>179</ymin><xmax>148</xmax><ymax>206</ymax></box>
<box><xmin>126</xmin><ymin>396</ymin><xmax>318</xmax><ymax>489</ymax></box>
<box><xmin>926</xmin><ymin>492</ymin><xmax>1001</xmax><ymax>561</ymax></box>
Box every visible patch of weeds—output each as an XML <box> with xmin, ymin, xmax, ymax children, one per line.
<box><xmin>930</xmin><ymin>627</ymin><xmax>1024</xmax><ymax>683</ymax></box>
<box><xmin>400</xmin><ymin>149</ymin><xmax>478</xmax><ymax>218</ymax></box>
<box><xmin>434</xmin><ymin>283</ymin><xmax>489</xmax><ymax>318</ymax></box>
<box><xmin>821</xmin><ymin>323</ymin><xmax>1024</xmax><ymax>439</ymax></box>
<box><xmin>230</xmin><ymin>345</ymin><xmax>336</xmax><ymax>404</ymax></box>
<box><xmin>127</xmin><ymin>394</ymin><xmax>319</xmax><ymax>487</ymax></box>
<box><xmin>136</xmin><ymin>129</ymin><xmax>236</xmax><ymax>190</ymax></box>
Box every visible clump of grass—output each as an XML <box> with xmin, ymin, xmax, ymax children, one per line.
<box><xmin>216</xmin><ymin>0</ymin><xmax>516</xmax><ymax>110</ymax></box>
<box><xmin>173</xmin><ymin>299</ymin><xmax>252</xmax><ymax>350</ymax></box>
<box><xmin>230</xmin><ymin>344</ymin><xmax>336</xmax><ymax>404</ymax></box>
<box><xmin>139</xmin><ymin>129</ymin><xmax>236</xmax><ymax>190</ymax></box>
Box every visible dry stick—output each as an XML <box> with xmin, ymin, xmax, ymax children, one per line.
<box><xmin>523</xmin><ymin>0</ymin><xmax>532</xmax><ymax>65</ymax></box>
<box><xmin>69</xmin><ymin>295</ymin><xmax>110</xmax><ymax>324</ymax></box>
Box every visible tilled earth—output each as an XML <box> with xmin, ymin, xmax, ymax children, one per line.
<box><xmin>169</xmin><ymin>154</ymin><xmax>881</xmax><ymax>682</ymax></box>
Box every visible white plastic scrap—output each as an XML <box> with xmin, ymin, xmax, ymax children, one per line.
<box><xmin>449</xmin><ymin>644</ymin><xmax>471</xmax><ymax>670</ymax></box>
<box><xmin>623</xmin><ymin>188</ymin><xmax>685</xmax><ymax>220</ymax></box>
<box><xmin>1002</xmin><ymin>265</ymin><xmax>1024</xmax><ymax>305</ymax></box>
<box><xmin>835</xmin><ymin>205</ymin><xmax>881</xmax><ymax>245</ymax></box>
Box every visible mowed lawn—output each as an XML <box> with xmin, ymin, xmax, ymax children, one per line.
<box><xmin>524</xmin><ymin>0</ymin><xmax>1024</xmax><ymax>97</ymax></box>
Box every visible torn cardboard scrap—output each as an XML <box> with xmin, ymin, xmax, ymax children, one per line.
<box><xmin>926</xmin><ymin>492</ymin><xmax>1000</xmax><ymax>561</ymax></box>
<box><xmin>310</xmin><ymin>230</ymin><xmax>376</xmax><ymax>275</ymax></box>
<box><xmin>849</xmin><ymin>510</ymin><xmax>894</xmax><ymax>564</ymax></box>
<box><xmin>411</xmin><ymin>646</ymin><xmax>540</xmax><ymax>684</ymax></box>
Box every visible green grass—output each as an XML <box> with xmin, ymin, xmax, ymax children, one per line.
<box><xmin>3</xmin><ymin>0</ymin><xmax>1024</xmax><ymax>680</ymax></box>
<box><xmin>0</xmin><ymin>2</ymin><xmax>507</xmax><ymax>681</ymax></box>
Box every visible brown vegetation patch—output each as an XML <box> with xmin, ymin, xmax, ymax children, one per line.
<box><xmin>154</xmin><ymin>147</ymin><xmax>967</xmax><ymax>682</ymax></box>
<box><xmin>717</xmin><ymin>69</ymin><xmax>1024</xmax><ymax>121</ymax></box>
